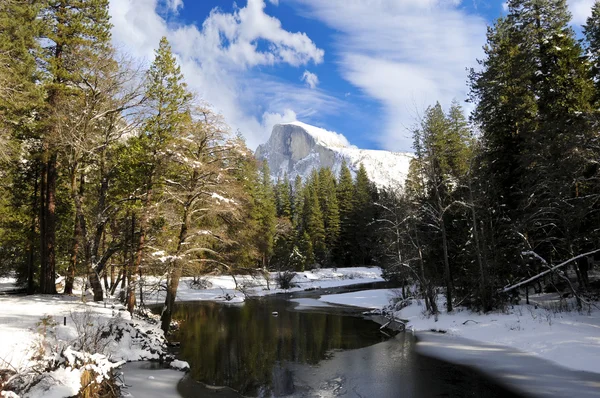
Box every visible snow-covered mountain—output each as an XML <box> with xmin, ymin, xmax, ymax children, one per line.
<box><xmin>255</xmin><ymin>121</ymin><xmax>413</xmax><ymax>189</ymax></box>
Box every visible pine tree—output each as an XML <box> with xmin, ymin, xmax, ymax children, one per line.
<box><xmin>411</xmin><ymin>103</ymin><xmax>474</xmax><ymax>312</ymax></box>
<box><xmin>336</xmin><ymin>160</ymin><xmax>354</xmax><ymax>265</ymax></box>
<box><xmin>275</xmin><ymin>173</ymin><xmax>292</xmax><ymax>219</ymax></box>
<box><xmin>297</xmin><ymin>231</ymin><xmax>314</xmax><ymax>271</ymax></box>
<box><xmin>303</xmin><ymin>170</ymin><xmax>326</xmax><ymax>265</ymax></box>
<box><xmin>33</xmin><ymin>0</ymin><xmax>113</xmax><ymax>294</ymax></box>
<box><xmin>127</xmin><ymin>37</ymin><xmax>192</xmax><ymax>313</ymax></box>
<box><xmin>0</xmin><ymin>0</ymin><xmax>42</xmax><ymax>159</ymax></box>
<box><xmin>318</xmin><ymin>168</ymin><xmax>340</xmax><ymax>265</ymax></box>
<box><xmin>255</xmin><ymin>161</ymin><xmax>277</xmax><ymax>268</ymax></box>
<box><xmin>292</xmin><ymin>175</ymin><xmax>304</xmax><ymax>230</ymax></box>
<box><xmin>584</xmin><ymin>1</ymin><xmax>600</xmax><ymax>103</ymax></box>
<box><xmin>351</xmin><ymin>163</ymin><xmax>376</xmax><ymax>265</ymax></box>
<box><xmin>0</xmin><ymin>1</ymin><xmax>44</xmax><ymax>293</ymax></box>
<box><xmin>280</xmin><ymin>173</ymin><xmax>292</xmax><ymax>219</ymax></box>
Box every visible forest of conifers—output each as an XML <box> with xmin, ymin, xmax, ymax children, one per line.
<box><xmin>2</xmin><ymin>0</ymin><xmax>600</xmax><ymax>328</ymax></box>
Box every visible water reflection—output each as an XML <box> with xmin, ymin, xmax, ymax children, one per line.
<box><xmin>170</xmin><ymin>298</ymin><xmax>389</xmax><ymax>396</ymax></box>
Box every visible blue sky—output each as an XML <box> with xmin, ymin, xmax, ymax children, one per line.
<box><xmin>108</xmin><ymin>0</ymin><xmax>596</xmax><ymax>152</ymax></box>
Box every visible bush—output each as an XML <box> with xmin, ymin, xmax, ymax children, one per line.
<box><xmin>187</xmin><ymin>277</ymin><xmax>213</xmax><ymax>290</ymax></box>
<box><xmin>275</xmin><ymin>271</ymin><xmax>297</xmax><ymax>290</ymax></box>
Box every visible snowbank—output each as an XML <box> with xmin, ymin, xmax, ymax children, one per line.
<box><xmin>0</xmin><ymin>294</ymin><xmax>166</xmax><ymax>398</ymax></box>
<box><xmin>141</xmin><ymin>267</ymin><xmax>384</xmax><ymax>305</ymax></box>
<box><xmin>315</xmin><ymin>288</ymin><xmax>600</xmax><ymax>375</ymax></box>
<box><xmin>0</xmin><ymin>267</ymin><xmax>382</xmax><ymax>397</ymax></box>
<box><xmin>319</xmin><ymin>288</ymin><xmax>393</xmax><ymax>309</ymax></box>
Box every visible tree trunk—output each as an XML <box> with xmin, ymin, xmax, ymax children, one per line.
<box><xmin>42</xmin><ymin>153</ymin><xmax>58</xmax><ymax>294</ymax></box>
<box><xmin>64</xmin><ymin>171</ymin><xmax>83</xmax><ymax>295</ymax></box>
<box><xmin>128</xmin><ymin>207</ymin><xmax>148</xmax><ymax>314</ymax></box>
<box><xmin>468</xmin><ymin>179</ymin><xmax>489</xmax><ymax>310</ymax></box>
<box><xmin>89</xmin><ymin>268</ymin><xmax>104</xmax><ymax>302</ymax></box>
<box><xmin>440</xmin><ymin>219</ymin><xmax>453</xmax><ymax>313</ymax></box>
<box><xmin>161</xmin><ymin>266</ymin><xmax>182</xmax><ymax>333</ymax></box>
<box><xmin>39</xmin><ymin>148</ymin><xmax>48</xmax><ymax>293</ymax></box>
<box><xmin>413</xmin><ymin>222</ymin><xmax>436</xmax><ymax>314</ymax></box>
<box><xmin>161</xmin><ymin>206</ymin><xmax>190</xmax><ymax>333</ymax></box>
<box><xmin>64</xmin><ymin>213</ymin><xmax>79</xmax><ymax>295</ymax></box>
<box><xmin>27</xmin><ymin>168</ymin><xmax>39</xmax><ymax>294</ymax></box>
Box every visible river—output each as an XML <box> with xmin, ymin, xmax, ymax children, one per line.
<box><xmin>158</xmin><ymin>291</ymin><xmax>523</xmax><ymax>397</ymax></box>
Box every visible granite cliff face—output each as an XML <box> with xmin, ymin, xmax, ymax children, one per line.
<box><xmin>255</xmin><ymin>122</ymin><xmax>413</xmax><ymax>188</ymax></box>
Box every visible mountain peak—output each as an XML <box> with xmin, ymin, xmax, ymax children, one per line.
<box><xmin>256</xmin><ymin>122</ymin><xmax>413</xmax><ymax>189</ymax></box>
<box><xmin>278</xmin><ymin>121</ymin><xmax>352</xmax><ymax>149</ymax></box>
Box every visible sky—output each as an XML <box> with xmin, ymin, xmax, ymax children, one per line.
<box><xmin>108</xmin><ymin>0</ymin><xmax>597</xmax><ymax>152</ymax></box>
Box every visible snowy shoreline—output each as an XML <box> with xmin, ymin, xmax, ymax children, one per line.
<box><xmin>3</xmin><ymin>268</ymin><xmax>600</xmax><ymax>397</ymax></box>
<box><xmin>316</xmin><ymin>288</ymin><xmax>600</xmax><ymax>376</ymax></box>
<box><xmin>0</xmin><ymin>267</ymin><xmax>384</xmax><ymax>397</ymax></box>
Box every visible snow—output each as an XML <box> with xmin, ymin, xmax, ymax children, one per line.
<box><xmin>120</xmin><ymin>362</ymin><xmax>182</xmax><ymax>398</ymax></box>
<box><xmin>169</xmin><ymin>359</ymin><xmax>189</xmax><ymax>371</ymax></box>
<box><xmin>210</xmin><ymin>192</ymin><xmax>234</xmax><ymax>204</ymax></box>
<box><xmin>281</xmin><ymin>121</ymin><xmax>352</xmax><ymax>148</ymax></box>
<box><xmin>416</xmin><ymin>332</ymin><xmax>600</xmax><ymax>398</ymax></box>
<box><xmin>141</xmin><ymin>267</ymin><xmax>384</xmax><ymax>305</ymax></box>
<box><xmin>0</xmin><ymin>267</ymin><xmax>382</xmax><ymax>397</ymax></box>
<box><xmin>311</xmin><ymin>288</ymin><xmax>600</xmax><ymax>375</ymax></box>
<box><xmin>319</xmin><ymin>288</ymin><xmax>393</xmax><ymax>309</ymax></box>
<box><xmin>265</xmin><ymin>121</ymin><xmax>414</xmax><ymax>188</ymax></box>
<box><xmin>0</xmin><ymin>292</ymin><xmax>166</xmax><ymax>398</ymax></box>
<box><xmin>290</xmin><ymin>298</ymin><xmax>335</xmax><ymax>309</ymax></box>
<box><xmin>25</xmin><ymin>367</ymin><xmax>82</xmax><ymax>398</ymax></box>
<box><xmin>398</xmin><ymin>297</ymin><xmax>600</xmax><ymax>375</ymax></box>
<box><xmin>5</xmin><ymin>267</ymin><xmax>600</xmax><ymax>397</ymax></box>
<box><xmin>337</xmin><ymin>147</ymin><xmax>413</xmax><ymax>189</ymax></box>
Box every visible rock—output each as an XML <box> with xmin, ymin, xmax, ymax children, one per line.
<box><xmin>256</xmin><ymin>121</ymin><xmax>413</xmax><ymax>188</ymax></box>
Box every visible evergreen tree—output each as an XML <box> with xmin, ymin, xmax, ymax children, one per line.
<box><xmin>352</xmin><ymin>163</ymin><xmax>376</xmax><ymax>265</ymax></box>
<box><xmin>0</xmin><ymin>0</ymin><xmax>42</xmax><ymax>159</ymax></box>
<box><xmin>127</xmin><ymin>37</ymin><xmax>192</xmax><ymax>312</ymax></box>
<box><xmin>336</xmin><ymin>160</ymin><xmax>354</xmax><ymax>265</ymax></box>
<box><xmin>318</xmin><ymin>168</ymin><xmax>340</xmax><ymax>265</ymax></box>
<box><xmin>303</xmin><ymin>170</ymin><xmax>326</xmax><ymax>265</ymax></box>
<box><xmin>584</xmin><ymin>1</ymin><xmax>600</xmax><ymax>103</ymax></box>
<box><xmin>275</xmin><ymin>173</ymin><xmax>292</xmax><ymax>219</ymax></box>
<box><xmin>255</xmin><ymin>161</ymin><xmax>277</xmax><ymax>268</ymax></box>
<box><xmin>34</xmin><ymin>0</ymin><xmax>113</xmax><ymax>294</ymax></box>
<box><xmin>297</xmin><ymin>231</ymin><xmax>314</xmax><ymax>271</ymax></box>
<box><xmin>0</xmin><ymin>0</ymin><xmax>43</xmax><ymax>292</ymax></box>
<box><xmin>280</xmin><ymin>173</ymin><xmax>292</xmax><ymax>219</ymax></box>
<box><xmin>292</xmin><ymin>175</ymin><xmax>304</xmax><ymax>230</ymax></box>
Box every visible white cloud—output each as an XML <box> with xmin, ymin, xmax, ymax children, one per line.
<box><xmin>568</xmin><ymin>0</ymin><xmax>595</xmax><ymax>25</ymax></box>
<box><xmin>268</xmin><ymin>0</ymin><xmax>279</xmax><ymax>5</ymax></box>
<box><xmin>165</xmin><ymin>0</ymin><xmax>183</xmax><ymax>13</ymax></box>
<box><xmin>109</xmin><ymin>0</ymin><xmax>331</xmax><ymax>149</ymax></box>
<box><xmin>292</xmin><ymin>0</ymin><xmax>487</xmax><ymax>151</ymax></box>
<box><xmin>262</xmin><ymin>109</ymin><xmax>297</xmax><ymax>133</ymax></box>
<box><xmin>301</xmin><ymin>70</ymin><xmax>319</xmax><ymax>89</ymax></box>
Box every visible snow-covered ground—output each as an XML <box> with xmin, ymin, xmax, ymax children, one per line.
<box><xmin>0</xmin><ymin>267</ymin><xmax>382</xmax><ymax>397</ymax></box>
<box><xmin>319</xmin><ymin>288</ymin><xmax>392</xmax><ymax>309</ymax></box>
<box><xmin>141</xmin><ymin>267</ymin><xmax>384</xmax><ymax>305</ymax></box>
<box><xmin>314</xmin><ymin>288</ymin><xmax>600</xmax><ymax>375</ymax></box>
<box><xmin>6</xmin><ymin>267</ymin><xmax>598</xmax><ymax>396</ymax></box>
<box><xmin>0</xmin><ymin>293</ymin><xmax>167</xmax><ymax>398</ymax></box>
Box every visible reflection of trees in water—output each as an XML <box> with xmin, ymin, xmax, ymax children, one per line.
<box><xmin>171</xmin><ymin>300</ymin><xmax>386</xmax><ymax>396</ymax></box>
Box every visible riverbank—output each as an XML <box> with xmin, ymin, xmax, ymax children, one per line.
<box><xmin>140</xmin><ymin>267</ymin><xmax>384</xmax><ymax>304</ymax></box>
<box><xmin>0</xmin><ymin>267</ymin><xmax>383</xmax><ymax>397</ymax></box>
<box><xmin>0</xmin><ymin>292</ymin><xmax>169</xmax><ymax>398</ymax></box>
<box><xmin>317</xmin><ymin>289</ymin><xmax>600</xmax><ymax>375</ymax></box>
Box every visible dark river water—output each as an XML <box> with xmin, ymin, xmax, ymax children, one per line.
<box><xmin>167</xmin><ymin>294</ymin><xmax>523</xmax><ymax>398</ymax></box>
